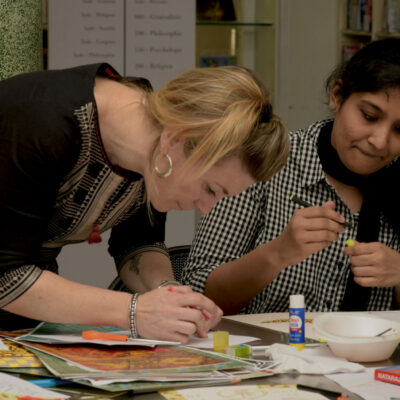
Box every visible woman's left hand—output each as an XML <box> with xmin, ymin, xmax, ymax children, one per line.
<box><xmin>344</xmin><ymin>241</ymin><xmax>400</xmax><ymax>287</ymax></box>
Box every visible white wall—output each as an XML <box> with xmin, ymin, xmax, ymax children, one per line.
<box><xmin>58</xmin><ymin>233</ymin><xmax>115</xmax><ymax>289</ymax></box>
<box><xmin>58</xmin><ymin>210</ymin><xmax>196</xmax><ymax>288</ymax></box>
<box><xmin>274</xmin><ymin>0</ymin><xmax>340</xmax><ymax>131</ymax></box>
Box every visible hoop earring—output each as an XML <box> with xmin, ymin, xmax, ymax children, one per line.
<box><xmin>154</xmin><ymin>153</ymin><xmax>173</xmax><ymax>178</ymax></box>
<box><xmin>329</xmin><ymin>104</ymin><xmax>336</xmax><ymax>112</ymax></box>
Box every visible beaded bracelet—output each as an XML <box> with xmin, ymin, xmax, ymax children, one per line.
<box><xmin>157</xmin><ymin>280</ymin><xmax>181</xmax><ymax>288</ymax></box>
<box><xmin>129</xmin><ymin>293</ymin><xmax>139</xmax><ymax>338</ymax></box>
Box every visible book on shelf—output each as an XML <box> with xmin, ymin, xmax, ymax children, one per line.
<box><xmin>199</xmin><ymin>55</ymin><xmax>236</xmax><ymax>68</ymax></box>
<box><xmin>342</xmin><ymin>43</ymin><xmax>363</xmax><ymax>61</ymax></box>
<box><xmin>374</xmin><ymin>365</ymin><xmax>400</xmax><ymax>386</ymax></box>
<box><xmin>383</xmin><ymin>0</ymin><xmax>400</xmax><ymax>33</ymax></box>
<box><xmin>346</xmin><ymin>0</ymin><xmax>372</xmax><ymax>32</ymax></box>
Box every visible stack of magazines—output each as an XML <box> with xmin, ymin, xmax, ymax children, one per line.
<box><xmin>0</xmin><ymin>322</ymin><xmax>276</xmax><ymax>398</ymax></box>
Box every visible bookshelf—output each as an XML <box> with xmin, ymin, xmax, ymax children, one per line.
<box><xmin>196</xmin><ymin>0</ymin><xmax>276</xmax><ymax>98</ymax></box>
<box><xmin>338</xmin><ymin>0</ymin><xmax>400</xmax><ymax>61</ymax></box>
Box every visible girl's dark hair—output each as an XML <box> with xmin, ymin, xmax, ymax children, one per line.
<box><xmin>326</xmin><ymin>38</ymin><xmax>400</xmax><ymax>101</ymax></box>
<box><xmin>326</xmin><ymin>38</ymin><xmax>400</xmax><ymax>235</ymax></box>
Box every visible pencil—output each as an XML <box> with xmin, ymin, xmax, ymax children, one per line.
<box><xmin>289</xmin><ymin>194</ymin><xmax>353</xmax><ymax>229</ymax></box>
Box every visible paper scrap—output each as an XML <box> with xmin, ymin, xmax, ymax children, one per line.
<box><xmin>159</xmin><ymin>384</ymin><xmax>330</xmax><ymax>400</ymax></box>
<box><xmin>326</xmin><ymin>367</ymin><xmax>400</xmax><ymax>400</ymax></box>
<box><xmin>187</xmin><ymin>332</ymin><xmax>259</xmax><ymax>349</ymax></box>
<box><xmin>0</xmin><ymin>371</ymin><xmax>69</xmax><ymax>399</ymax></box>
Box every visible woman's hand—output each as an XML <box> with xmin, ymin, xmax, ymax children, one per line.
<box><xmin>135</xmin><ymin>285</ymin><xmax>222</xmax><ymax>343</ymax></box>
<box><xmin>344</xmin><ymin>241</ymin><xmax>400</xmax><ymax>287</ymax></box>
<box><xmin>273</xmin><ymin>201</ymin><xmax>346</xmax><ymax>267</ymax></box>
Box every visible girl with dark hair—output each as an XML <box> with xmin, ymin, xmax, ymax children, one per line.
<box><xmin>183</xmin><ymin>38</ymin><xmax>400</xmax><ymax>314</ymax></box>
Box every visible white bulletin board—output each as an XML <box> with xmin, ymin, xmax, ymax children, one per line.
<box><xmin>48</xmin><ymin>0</ymin><xmax>125</xmax><ymax>71</ymax></box>
<box><xmin>48</xmin><ymin>0</ymin><xmax>195</xmax><ymax>89</ymax></box>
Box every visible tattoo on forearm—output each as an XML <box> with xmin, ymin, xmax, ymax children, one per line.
<box><xmin>128</xmin><ymin>254</ymin><xmax>142</xmax><ymax>276</ymax></box>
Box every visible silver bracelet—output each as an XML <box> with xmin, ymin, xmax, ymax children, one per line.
<box><xmin>157</xmin><ymin>280</ymin><xmax>181</xmax><ymax>289</ymax></box>
<box><xmin>129</xmin><ymin>293</ymin><xmax>139</xmax><ymax>338</ymax></box>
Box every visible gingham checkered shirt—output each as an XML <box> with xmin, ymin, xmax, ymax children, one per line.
<box><xmin>182</xmin><ymin>119</ymin><xmax>398</xmax><ymax>313</ymax></box>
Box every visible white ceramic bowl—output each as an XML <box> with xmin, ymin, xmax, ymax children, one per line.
<box><xmin>313</xmin><ymin>312</ymin><xmax>400</xmax><ymax>362</ymax></box>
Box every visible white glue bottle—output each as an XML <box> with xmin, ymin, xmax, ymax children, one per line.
<box><xmin>289</xmin><ymin>294</ymin><xmax>305</xmax><ymax>351</ymax></box>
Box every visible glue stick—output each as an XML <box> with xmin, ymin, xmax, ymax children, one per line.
<box><xmin>289</xmin><ymin>294</ymin><xmax>305</xmax><ymax>351</ymax></box>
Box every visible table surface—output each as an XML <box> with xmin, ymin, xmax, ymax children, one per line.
<box><xmin>43</xmin><ymin>316</ymin><xmax>400</xmax><ymax>400</ymax></box>
<box><xmin>117</xmin><ymin>317</ymin><xmax>387</xmax><ymax>400</ymax></box>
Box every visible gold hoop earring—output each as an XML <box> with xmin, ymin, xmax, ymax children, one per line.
<box><xmin>154</xmin><ymin>153</ymin><xmax>172</xmax><ymax>178</ymax></box>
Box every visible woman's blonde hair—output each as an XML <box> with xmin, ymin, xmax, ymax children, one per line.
<box><xmin>146</xmin><ymin>66</ymin><xmax>289</xmax><ymax>182</ymax></box>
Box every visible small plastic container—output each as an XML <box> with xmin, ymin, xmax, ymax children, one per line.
<box><xmin>213</xmin><ymin>331</ymin><xmax>229</xmax><ymax>353</ymax></box>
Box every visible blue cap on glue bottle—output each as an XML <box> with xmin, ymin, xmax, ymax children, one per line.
<box><xmin>289</xmin><ymin>294</ymin><xmax>305</xmax><ymax>351</ymax></box>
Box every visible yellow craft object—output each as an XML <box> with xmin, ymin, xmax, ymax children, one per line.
<box><xmin>213</xmin><ymin>331</ymin><xmax>229</xmax><ymax>353</ymax></box>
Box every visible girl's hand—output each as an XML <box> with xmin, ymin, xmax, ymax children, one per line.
<box><xmin>274</xmin><ymin>201</ymin><xmax>346</xmax><ymax>267</ymax></box>
<box><xmin>344</xmin><ymin>241</ymin><xmax>400</xmax><ymax>287</ymax></box>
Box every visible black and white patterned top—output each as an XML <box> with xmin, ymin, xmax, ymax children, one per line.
<box><xmin>0</xmin><ymin>64</ymin><xmax>167</xmax><ymax>328</ymax></box>
<box><xmin>182</xmin><ymin>119</ymin><xmax>399</xmax><ymax>313</ymax></box>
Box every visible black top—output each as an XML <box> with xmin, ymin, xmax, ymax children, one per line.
<box><xmin>0</xmin><ymin>63</ymin><xmax>167</xmax><ymax>328</ymax></box>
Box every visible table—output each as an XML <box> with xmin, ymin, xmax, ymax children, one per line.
<box><xmin>131</xmin><ymin>317</ymin><xmax>371</xmax><ymax>400</ymax></box>
<box><xmin>22</xmin><ymin>316</ymin><xmax>400</xmax><ymax>399</ymax></box>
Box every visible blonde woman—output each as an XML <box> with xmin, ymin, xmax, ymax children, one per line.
<box><xmin>0</xmin><ymin>63</ymin><xmax>289</xmax><ymax>342</ymax></box>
